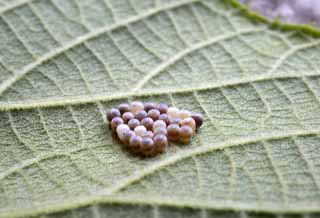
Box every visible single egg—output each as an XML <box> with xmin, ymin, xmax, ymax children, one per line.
<box><xmin>111</xmin><ymin>117</ymin><xmax>124</xmax><ymax>131</ymax></box>
<box><xmin>153</xmin><ymin>134</ymin><xmax>168</xmax><ymax>153</ymax></box>
<box><xmin>144</xmin><ymin>102</ymin><xmax>158</xmax><ymax>112</ymax></box>
<box><xmin>130</xmin><ymin>101</ymin><xmax>144</xmax><ymax>115</ymax></box>
<box><xmin>191</xmin><ymin>113</ymin><xmax>204</xmax><ymax>129</ymax></box>
<box><xmin>154</xmin><ymin>126</ymin><xmax>167</xmax><ymax>136</ymax></box>
<box><xmin>116</xmin><ymin>124</ymin><xmax>130</xmax><ymax>141</ymax></box>
<box><xmin>167</xmin><ymin>123</ymin><xmax>180</xmax><ymax>141</ymax></box>
<box><xmin>148</xmin><ymin>109</ymin><xmax>160</xmax><ymax>121</ymax></box>
<box><xmin>140</xmin><ymin>137</ymin><xmax>155</xmax><ymax>156</ymax></box>
<box><xmin>153</xmin><ymin>120</ymin><xmax>166</xmax><ymax>131</ymax></box>
<box><xmin>122</xmin><ymin>129</ymin><xmax>135</xmax><ymax>146</ymax></box>
<box><xmin>118</xmin><ymin>103</ymin><xmax>130</xmax><ymax>114</ymax></box>
<box><xmin>178</xmin><ymin>110</ymin><xmax>191</xmax><ymax>119</ymax></box>
<box><xmin>159</xmin><ymin>113</ymin><xmax>170</xmax><ymax>126</ymax></box>
<box><xmin>107</xmin><ymin>108</ymin><xmax>121</xmax><ymax>121</ymax></box>
<box><xmin>142</xmin><ymin>130</ymin><xmax>154</xmax><ymax>139</ymax></box>
<box><xmin>128</xmin><ymin>118</ymin><xmax>140</xmax><ymax>130</ymax></box>
<box><xmin>167</xmin><ymin>107</ymin><xmax>179</xmax><ymax>118</ymax></box>
<box><xmin>129</xmin><ymin>135</ymin><xmax>142</xmax><ymax>153</ymax></box>
<box><xmin>135</xmin><ymin>110</ymin><xmax>148</xmax><ymax>121</ymax></box>
<box><xmin>158</xmin><ymin>103</ymin><xmax>169</xmax><ymax>114</ymax></box>
<box><xmin>170</xmin><ymin>117</ymin><xmax>181</xmax><ymax>125</ymax></box>
<box><xmin>180</xmin><ymin>117</ymin><xmax>196</xmax><ymax>132</ymax></box>
<box><xmin>179</xmin><ymin>125</ymin><xmax>193</xmax><ymax>143</ymax></box>
<box><xmin>134</xmin><ymin>125</ymin><xmax>147</xmax><ymax>137</ymax></box>
<box><xmin>141</xmin><ymin>117</ymin><xmax>154</xmax><ymax>130</ymax></box>
<box><xmin>122</xmin><ymin>112</ymin><xmax>134</xmax><ymax>123</ymax></box>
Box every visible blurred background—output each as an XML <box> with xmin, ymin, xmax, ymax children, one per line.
<box><xmin>239</xmin><ymin>0</ymin><xmax>320</xmax><ymax>27</ymax></box>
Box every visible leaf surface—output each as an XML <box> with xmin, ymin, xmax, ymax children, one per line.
<box><xmin>1</xmin><ymin>0</ymin><xmax>320</xmax><ymax>217</ymax></box>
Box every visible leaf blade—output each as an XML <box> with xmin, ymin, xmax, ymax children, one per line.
<box><xmin>1</xmin><ymin>0</ymin><xmax>320</xmax><ymax>217</ymax></box>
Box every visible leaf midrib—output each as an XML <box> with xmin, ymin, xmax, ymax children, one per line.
<box><xmin>1</xmin><ymin>71</ymin><xmax>320</xmax><ymax>111</ymax></box>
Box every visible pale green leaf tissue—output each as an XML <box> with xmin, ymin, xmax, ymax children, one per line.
<box><xmin>0</xmin><ymin>0</ymin><xmax>320</xmax><ymax>217</ymax></box>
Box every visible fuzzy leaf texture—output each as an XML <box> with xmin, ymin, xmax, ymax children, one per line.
<box><xmin>1</xmin><ymin>0</ymin><xmax>320</xmax><ymax>217</ymax></box>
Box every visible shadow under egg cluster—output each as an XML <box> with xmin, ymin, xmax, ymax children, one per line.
<box><xmin>107</xmin><ymin>102</ymin><xmax>204</xmax><ymax>157</ymax></box>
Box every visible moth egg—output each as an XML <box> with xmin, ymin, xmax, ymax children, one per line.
<box><xmin>167</xmin><ymin>123</ymin><xmax>180</xmax><ymax>141</ymax></box>
<box><xmin>140</xmin><ymin>137</ymin><xmax>155</xmax><ymax>156</ymax></box>
<box><xmin>130</xmin><ymin>101</ymin><xmax>144</xmax><ymax>115</ymax></box>
<box><xmin>170</xmin><ymin>117</ymin><xmax>181</xmax><ymax>125</ymax></box>
<box><xmin>116</xmin><ymin>124</ymin><xmax>130</xmax><ymax>141</ymax></box>
<box><xmin>158</xmin><ymin>103</ymin><xmax>168</xmax><ymax>114</ymax></box>
<box><xmin>134</xmin><ymin>125</ymin><xmax>147</xmax><ymax>137</ymax></box>
<box><xmin>153</xmin><ymin>120</ymin><xmax>166</xmax><ymax>131</ymax></box>
<box><xmin>154</xmin><ymin>126</ymin><xmax>167</xmax><ymax>136</ymax></box>
<box><xmin>144</xmin><ymin>102</ymin><xmax>157</xmax><ymax>112</ymax></box>
<box><xmin>122</xmin><ymin>112</ymin><xmax>134</xmax><ymax>123</ymax></box>
<box><xmin>179</xmin><ymin>125</ymin><xmax>193</xmax><ymax>143</ymax></box>
<box><xmin>180</xmin><ymin>117</ymin><xmax>196</xmax><ymax>133</ymax></box>
<box><xmin>135</xmin><ymin>110</ymin><xmax>148</xmax><ymax>121</ymax></box>
<box><xmin>178</xmin><ymin>110</ymin><xmax>191</xmax><ymax>119</ymax></box>
<box><xmin>141</xmin><ymin>117</ymin><xmax>154</xmax><ymax>130</ymax></box>
<box><xmin>109</xmin><ymin>102</ymin><xmax>203</xmax><ymax>156</ymax></box>
<box><xmin>142</xmin><ymin>130</ymin><xmax>154</xmax><ymax>139</ymax></box>
<box><xmin>191</xmin><ymin>113</ymin><xmax>204</xmax><ymax>129</ymax></box>
<box><xmin>118</xmin><ymin>103</ymin><xmax>130</xmax><ymax>114</ymax></box>
<box><xmin>153</xmin><ymin>134</ymin><xmax>168</xmax><ymax>153</ymax></box>
<box><xmin>129</xmin><ymin>135</ymin><xmax>142</xmax><ymax>153</ymax></box>
<box><xmin>167</xmin><ymin>107</ymin><xmax>179</xmax><ymax>118</ymax></box>
<box><xmin>128</xmin><ymin>118</ymin><xmax>140</xmax><ymax>130</ymax></box>
<box><xmin>107</xmin><ymin>108</ymin><xmax>121</xmax><ymax>121</ymax></box>
<box><xmin>122</xmin><ymin>129</ymin><xmax>135</xmax><ymax>146</ymax></box>
<box><xmin>159</xmin><ymin>113</ymin><xmax>170</xmax><ymax>126</ymax></box>
<box><xmin>148</xmin><ymin>109</ymin><xmax>160</xmax><ymax>121</ymax></box>
<box><xmin>111</xmin><ymin>117</ymin><xmax>124</xmax><ymax>131</ymax></box>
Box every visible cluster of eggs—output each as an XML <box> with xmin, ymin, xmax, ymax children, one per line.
<box><xmin>107</xmin><ymin>102</ymin><xmax>204</xmax><ymax>157</ymax></box>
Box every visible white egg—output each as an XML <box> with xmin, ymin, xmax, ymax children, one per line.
<box><xmin>130</xmin><ymin>101</ymin><xmax>144</xmax><ymax>115</ymax></box>
<box><xmin>167</xmin><ymin>107</ymin><xmax>179</xmax><ymax>118</ymax></box>
<box><xmin>153</xmin><ymin>120</ymin><xmax>166</xmax><ymax>131</ymax></box>
<box><xmin>134</xmin><ymin>125</ymin><xmax>147</xmax><ymax>137</ymax></box>
<box><xmin>116</xmin><ymin>124</ymin><xmax>130</xmax><ymax>141</ymax></box>
<box><xmin>177</xmin><ymin>110</ymin><xmax>191</xmax><ymax>119</ymax></box>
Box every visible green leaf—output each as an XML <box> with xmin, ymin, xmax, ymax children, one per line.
<box><xmin>1</xmin><ymin>0</ymin><xmax>320</xmax><ymax>217</ymax></box>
